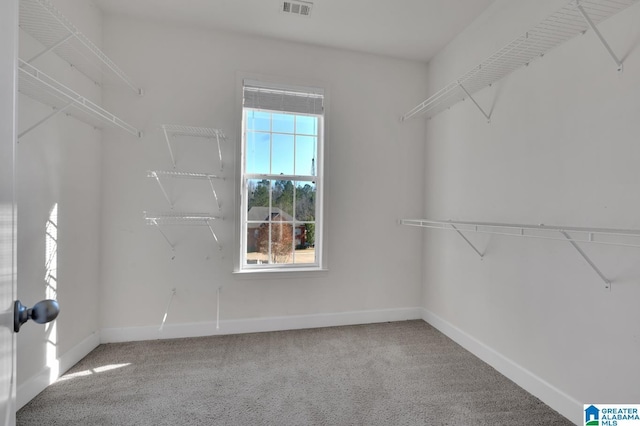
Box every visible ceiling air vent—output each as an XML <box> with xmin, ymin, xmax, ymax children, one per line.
<box><xmin>281</xmin><ymin>1</ymin><xmax>313</xmax><ymax>17</ymax></box>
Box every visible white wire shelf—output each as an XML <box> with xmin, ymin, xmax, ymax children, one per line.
<box><xmin>161</xmin><ymin>125</ymin><xmax>225</xmax><ymax>139</ymax></box>
<box><xmin>19</xmin><ymin>0</ymin><xmax>143</xmax><ymax>95</ymax></box>
<box><xmin>400</xmin><ymin>219</ymin><xmax>640</xmax><ymax>248</ymax></box>
<box><xmin>144</xmin><ymin>212</ymin><xmax>222</xmax><ymax>251</ymax></box>
<box><xmin>147</xmin><ymin>170</ymin><xmax>223</xmax><ymax>180</ymax></box>
<box><xmin>18</xmin><ymin>59</ymin><xmax>142</xmax><ymax>138</ymax></box>
<box><xmin>161</xmin><ymin>124</ymin><xmax>226</xmax><ymax>170</ymax></box>
<box><xmin>144</xmin><ymin>212</ymin><xmax>223</xmax><ymax>250</ymax></box>
<box><xmin>401</xmin><ymin>218</ymin><xmax>640</xmax><ymax>290</ymax></box>
<box><xmin>402</xmin><ymin>0</ymin><xmax>639</xmax><ymax>121</ymax></box>
<box><xmin>144</xmin><ymin>212</ymin><xmax>222</xmax><ymax>225</ymax></box>
<box><xmin>147</xmin><ymin>170</ymin><xmax>224</xmax><ymax>211</ymax></box>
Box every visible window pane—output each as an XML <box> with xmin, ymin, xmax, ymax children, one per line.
<box><xmin>269</xmin><ymin>221</ymin><xmax>294</xmax><ymax>265</ymax></box>
<box><xmin>246</xmin><ymin>110</ymin><xmax>271</xmax><ymax>132</ymax></box>
<box><xmin>247</xmin><ymin>179</ymin><xmax>270</xmax><ymax>215</ymax></box>
<box><xmin>294</xmin><ymin>225</ymin><xmax>316</xmax><ymax>264</ymax></box>
<box><xmin>296</xmin><ymin>115</ymin><xmax>317</xmax><ymax>136</ymax></box>
<box><xmin>246</xmin><ymin>132</ymin><xmax>270</xmax><ymax>174</ymax></box>
<box><xmin>248</xmin><ymin>222</ymin><xmax>294</xmax><ymax>265</ymax></box>
<box><xmin>271</xmin><ymin>179</ymin><xmax>294</xmax><ymax>218</ymax></box>
<box><xmin>272</xmin><ymin>113</ymin><xmax>294</xmax><ymax>134</ymax></box>
<box><xmin>295</xmin><ymin>136</ymin><xmax>316</xmax><ymax>176</ymax></box>
<box><xmin>246</xmin><ymin>222</ymin><xmax>269</xmax><ymax>265</ymax></box>
<box><xmin>295</xmin><ymin>181</ymin><xmax>315</xmax><ymax>221</ymax></box>
<box><xmin>272</xmin><ymin>134</ymin><xmax>294</xmax><ymax>175</ymax></box>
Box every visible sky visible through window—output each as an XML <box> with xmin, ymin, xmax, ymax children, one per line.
<box><xmin>246</xmin><ymin>110</ymin><xmax>318</xmax><ymax>176</ymax></box>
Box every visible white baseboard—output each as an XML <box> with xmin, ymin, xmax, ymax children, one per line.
<box><xmin>421</xmin><ymin>308</ymin><xmax>581</xmax><ymax>425</ymax></box>
<box><xmin>17</xmin><ymin>332</ymin><xmax>100</xmax><ymax>410</ymax></box>
<box><xmin>100</xmin><ymin>307</ymin><xmax>424</xmax><ymax>343</ymax></box>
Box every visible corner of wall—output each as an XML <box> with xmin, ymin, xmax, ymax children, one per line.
<box><xmin>421</xmin><ymin>308</ymin><xmax>581</xmax><ymax>424</ymax></box>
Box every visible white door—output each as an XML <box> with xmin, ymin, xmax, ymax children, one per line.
<box><xmin>0</xmin><ymin>0</ymin><xmax>18</xmax><ymax>425</ymax></box>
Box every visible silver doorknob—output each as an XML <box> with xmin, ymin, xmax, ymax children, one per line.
<box><xmin>14</xmin><ymin>299</ymin><xmax>60</xmax><ymax>332</ymax></box>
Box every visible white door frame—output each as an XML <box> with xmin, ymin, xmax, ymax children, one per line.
<box><xmin>0</xmin><ymin>0</ymin><xmax>19</xmax><ymax>425</ymax></box>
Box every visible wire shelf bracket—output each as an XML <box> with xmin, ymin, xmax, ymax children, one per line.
<box><xmin>19</xmin><ymin>0</ymin><xmax>143</xmax><ymax>95</ymax></box>
<box><xmin>560</xmin><ymin>230</ymin><xmax>611</xmax><ymax>290</ymax></box>
<box><xmin>459</xmin><ymin>83</ymin><xmax>491</xmax><ymax>123</ymax></box>
<box><xmin>574</xmin><ymin>0</ymin><xmax>624</xmax><ymax>71</ymax></box>
<box><xmin>161</xmin><ymin>124</ymin><xmax>226</xmax><ymax>171</ymax></box>
<box><xmin>144</xmin><ymin>212</ymin><xmax>223</xmax><ymax>251</ymax></box>
<box><xmin>18</xmin><ymin>60</ymin><xmax>143</xmax><ymax>138</ymax></box>
<box><xmin>402</xmin><ymin>0</ymin><xmax>639</xmax><ymax>121</ymax></box>
<box><xmin>450</xmin><ymin>224</ymin><xmax>484</xmax><ymax>259</ymax></box>
<box><xmin>400</xmin><ymin>219</ymin><xmax>640</xmax><ymax>290</ymax></box>
<box><xmin>25</xmin><ymin>32</ymin><xmax>73</xmax><ymax>64</ymax></box>
<box><xmin>147</xmin><ymin>170</ymin><xmax>224</xmax><ymax>211</ymax></box>
<box><xmin>18</xmin><ymin>100</ymin><xmax>72</xmax><ymax>139</ymax></box>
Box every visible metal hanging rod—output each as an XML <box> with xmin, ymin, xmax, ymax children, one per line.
<box><xmin>402</xmin><ymin>0</ymin><xmax>639</xmax><ymax>121</ymax></box>
<box><xmin>147</xmin><ymin>170</ymin><xmax>224</xmax><ymax>210</ymax></box>
<box><xmin>18</xmin><ymin>60</ymin><xmax>143</xmax><ymax>138</ymax></box>
<box><xmin>161</xmin><ymin>124</ymin><xmax>225</xmax><ymax>170</ymax></box>
<box><xmin>144</xmin><ymin>212</ymin><xmax>223</xmax><ymax>250</ymax></box>
<box><xmin>19</xmin><ymin>0</ymin><xmax>143</xmax><ymax>95</ymax></box>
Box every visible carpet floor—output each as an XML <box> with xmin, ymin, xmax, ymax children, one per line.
<box><xmin>17</xmin><ymin>320</ymin><xmax>573</xmax><ymax>425</ymax></box>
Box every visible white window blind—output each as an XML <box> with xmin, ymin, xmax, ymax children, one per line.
<box><xmin>243</xmin><ymin>79</ymin><xmax>324</xmax><ymax>115</ymax></box>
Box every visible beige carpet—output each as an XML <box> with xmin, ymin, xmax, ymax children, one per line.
<box><xmin>18</xmin><ymin>320</ymin><xmax>573</xmax><ymax>425</ymax></box>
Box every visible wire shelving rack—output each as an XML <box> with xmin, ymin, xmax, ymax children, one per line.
<box><xmin>161</xmin><ymin>125</ymin><xmax>225</xmax><ymax>170</ymax></box>
<box><xmin>18</xmin><ymin>59</ymin><xmax>142</xmax><ymax>138</ymax></box>
<box><xmin>144</xmin><ymin>212</ymin><xmax>223</xmax><ymax>251</ymax></box>
<box><xmin>19</xmin><ymin>0</ymin><xmax>143</xmax><ymax>95</ymax></box>
<box><xmin>401</xmin><ymin>218</ymin><xmax>640</xmax><ymax>290</ymax></box>
<box><xmin>402</xmin><ymin>0</ymin><xmax>639</xmax><ymax>121</ymax></box>
<box><xmin>147</xmin><ymin>170</ymin><xmax>224</xmax><ymax>211</ymax></box>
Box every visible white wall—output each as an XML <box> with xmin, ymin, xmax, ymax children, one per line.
<box><xmin>16</xmin><ymin>0</ymin><xmax>102</xmax><ymax>407</ymax></box>
<box><xmin>421</xmin><ymin>0</ymin><xmax>640</xmax><ymax>423</ymax></box>
<box><xmin>98</xmin><ymin>16</ymin><xmax>426</xmax><ymax>337</ymax></box>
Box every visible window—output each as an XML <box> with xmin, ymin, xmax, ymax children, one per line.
<box><xmin>239</xmin><ymin>79</ymin><xmax>324</xmax><ymax>271</ymax></box>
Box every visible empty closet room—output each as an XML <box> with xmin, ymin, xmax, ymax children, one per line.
<box><xmin>2</xmin><ymin>0</ymin><xmax>640</xmax><ymax>424</ymax></box>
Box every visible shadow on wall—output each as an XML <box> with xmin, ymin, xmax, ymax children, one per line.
<box><xmin>44</xmin><ymin>203</ymin><xmax>58</xmax><ymax>381</ymax></box>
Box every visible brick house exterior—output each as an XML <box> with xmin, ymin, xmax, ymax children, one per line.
<box><xmin>246</xmin><ymin>207</ymin><xmax>307</xmax><ymax>252</ymax></box>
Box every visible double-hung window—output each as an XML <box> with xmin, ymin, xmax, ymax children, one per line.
<box><xmin>240</xmin><ymin>79</ymin><xmax>324</xmax><ymax>271</ymax></box>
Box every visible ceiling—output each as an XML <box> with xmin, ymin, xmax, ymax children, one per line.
<box><xmin>93</xmin><ymin>0</ymin><xmax>496</xmax><ymax>63</ymax></box>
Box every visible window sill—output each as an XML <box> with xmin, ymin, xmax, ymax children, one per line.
<box><xmin>232</xmin><ymin>267</ymin><xmax>329</xmax><ymax>280</ymax></box>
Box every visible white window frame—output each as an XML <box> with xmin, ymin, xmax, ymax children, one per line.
<box><xmin>237</xmin><ymin>78</ymin><xmax>325</xmax><ymax>273</ymax></box>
